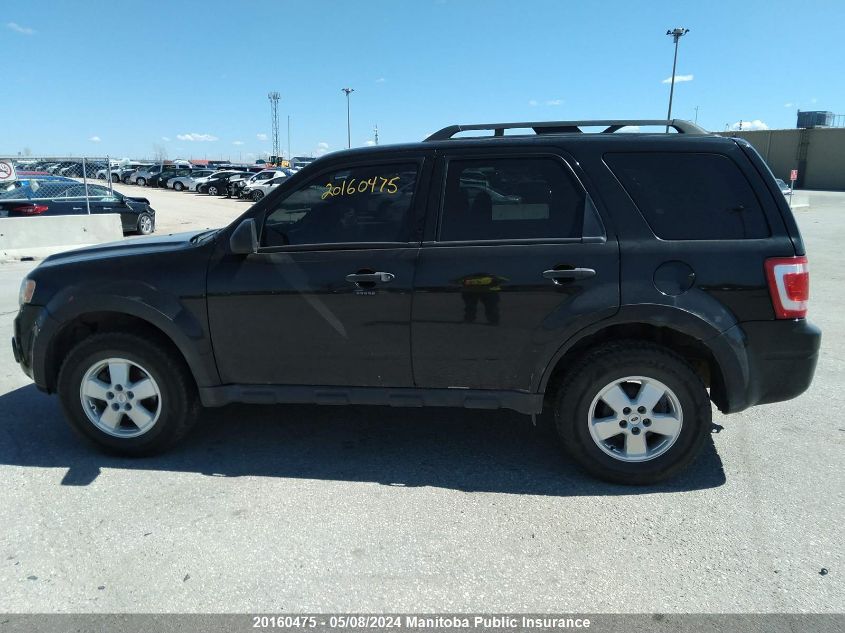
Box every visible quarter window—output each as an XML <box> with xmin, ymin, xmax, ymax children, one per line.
<box><xmin>439</xmin><ymin>157</ymin><xmax>585</xmax><ymax>241</ymax></box>
<box><xmin>605</xmin><ymin>152</ymin><xmax>770</xmax><ymax>240</ymax></box>
<box><xmin>262</xmin><ymin>163</ymin><xmax>419</xmax><ymax>247</ymax></box>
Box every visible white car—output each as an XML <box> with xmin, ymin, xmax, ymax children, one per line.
<box><xmin>167</xmin><ymin>169</ymin><xmax>215</xmax><ymax>191</ymax></box>
<box><xmin>242</xmin><ymin>174</ymin><xmax>287</xmax><ymax>201</ymax></box>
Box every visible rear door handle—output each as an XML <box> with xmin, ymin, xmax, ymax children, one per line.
<box><xmin>543</xmin><ymin>267</ymin><xmax>596</xmax><ymax>281</ymax></box>
<box><xmin>345</xmin><ymin>272</ymin><xmax>395</xmax><ymax>284</ymax></box>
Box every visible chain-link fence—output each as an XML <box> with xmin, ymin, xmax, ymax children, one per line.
<box><xmin>0</xmin><ymin>156</ymin><xmax>132</xmax><ymax>215</ymax></box>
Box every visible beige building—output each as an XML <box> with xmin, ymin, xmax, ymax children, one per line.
<box><xmin>715</xmin><ymin>127</ymin><xmax>845</xmax><ymax>191</ymax></box>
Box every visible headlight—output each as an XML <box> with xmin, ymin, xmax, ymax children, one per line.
<box><xmin>19</xmin><ymin>278</ymin><xmax>36</xmax><ymax>306</ymax></box>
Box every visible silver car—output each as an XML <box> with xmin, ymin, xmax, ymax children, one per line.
<box><xmin>167</xmin><ymin>169</ymin><xmax>215</xmax><ymax>191</ymax></box>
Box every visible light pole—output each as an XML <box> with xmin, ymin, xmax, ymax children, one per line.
<box><xmin>342</xmin><ymin>87</ymin><xmax>354</xmax><ymax>148</ymax></box>
<box><xmin>665</xmin><ymin>27</ymin><xmax>689</xmax><ymax>132</ymax></box>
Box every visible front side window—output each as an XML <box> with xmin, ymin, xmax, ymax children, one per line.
<box><xmin>439</xmin><ymin>157</ymin><xmax>585</xmax><ymax>241</ymax></box>
<box><xmin>262</xmin><ymin>162</ymin><xmax>419</xmax><ymax>247</ymax></box>
<box><xmin>605</xmin><ymin>152</ymin><xmax>770</xmax><ymax>240</ymax></box>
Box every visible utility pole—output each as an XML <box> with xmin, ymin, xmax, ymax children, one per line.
<box><xmin>374</xmin><ymin>123</ymin><xmax>379</xmax><ymax>146</ymax></box>
<box><xmin>342</xmin><ymin>88</ymin><xmax>354</xmax><ymax>148</ymax></box>
<box><xmin>268</xmin><ymin>91</ymin><xmax>281</xmax><ymax>164</ymax></box>
<box><xmin>287</xmin><ymin>115</ymin><xmax>291</xmax><ymax>162</ymax></box>
<box><xmin>665</xmin><ymin>27</ymin><xmax>690</xmax><ymax>132</ymax></box>
<box><xmin>694</xmin><ymin>105</ymin><xmax>699</xmax><ymax>124</ymax></box>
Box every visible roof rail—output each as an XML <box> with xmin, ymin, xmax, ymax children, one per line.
<box><xmin>424</xmin><ymin>119</ymin><xmax>708</xmax><ymax>141</ymax></box>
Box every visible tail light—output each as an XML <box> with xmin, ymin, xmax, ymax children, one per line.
<box><xmin>765</xmin><ymin>256</ymin><xmax>809</xmax><ymax>319</ymax></box>
<box><xmin>12</xmin><ymin>204</ymin><xmax>49</xmax><ymax>215</ymax></box>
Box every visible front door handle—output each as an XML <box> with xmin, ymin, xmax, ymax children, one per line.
<box><xmin>345</xmin><ymin>272</ymin><xmax>395</xmax><ymax>284</ymax></box>
<box><xmin>542</xmin><ymin>267</ymin><xmax>596</xmax><ymax>282</ymax></box>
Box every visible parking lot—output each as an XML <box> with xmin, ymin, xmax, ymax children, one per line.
<box><xmin>0</xmin><ymin>190</ymin><xmax>842</xmax><ymax>613</ymax></box>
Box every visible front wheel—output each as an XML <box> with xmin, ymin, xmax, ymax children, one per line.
<box><xmin>173</xmin><ymin>181</ymin><xmax>184</xmax><ymax>191</ymax></box>
<box><xmin>57</xmin><ymin>333</ymin><xmax>200</xmax><ymax>456</ymax></box>
<box><xmin>251</xmin><ymin>190</ymin><xmax>264</xmax><ymax>202</ymax></box>
<box><xmin>136</xmin><ymin>177</ymin><xmax>146</xmax><ymax>186</ymax></box>
<box><xmin>207</xmin><ymin>185</ymin><xmax>219</xmax><ymax>196</ymax></box>
<box><xmin>554</xmin><ymin>341</ymin><xmax>711</xmax><ymax>485</ymax></box>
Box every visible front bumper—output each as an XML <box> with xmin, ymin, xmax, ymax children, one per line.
<box><xmin>714</xmin><ymin>319</ymin><xmax>821</xmax><ymax>413</ymax></box>
<box><xmin>12</xmin><ymin>304</ymin><xmax>59</xmax><ymax>391</ymax></box>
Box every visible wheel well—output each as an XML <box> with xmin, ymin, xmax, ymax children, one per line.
<box><xmin>543</xmin><ymin>323</ymin><xmax>728</xmax><ymax>411</ymax></box>
<box><xmin>46</xmin><ymin>312</ymin><xmax>195</xmax><ymax>393</ymax></box>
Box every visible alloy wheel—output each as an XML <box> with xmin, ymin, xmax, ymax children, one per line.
<box><xmin>79</xmin><ymin>358</ymin><xmax>162</xmax><ymax>438</ymax></box>
<box><xmin>587</xmin><ymin>376</ymin><xmax>683</xmax><ymax>462</ymax></box>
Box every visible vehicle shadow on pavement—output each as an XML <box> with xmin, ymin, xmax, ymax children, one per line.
<box><xmin>0</xmin><ymin>384</ymin><xmax>726</xmax><ymax>495</ymax></box>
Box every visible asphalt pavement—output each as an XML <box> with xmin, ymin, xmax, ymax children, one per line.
<box><xmin>0</xmin><ymin>188</ymin><xmax>841</xmax><ymax>613</ymax></box>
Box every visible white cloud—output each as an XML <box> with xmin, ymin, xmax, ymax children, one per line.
<box><xmin>528</xmin><ymin>99</ymin><xmax>538</xmax><ymax>106</ymax></box>
<box><xmin>375</xmin><ymin>77</ymin><xmax>386</xmax><ymax>83</ymax></box>
<box><xmin>7</xmin><ymin>22</ymin><xmax>35</xmax><ymax>35</ymax></box>
<box><xmin>88</xmin><ymin>136</ymin><xmax>101</xmax><ymax>143</ymax></box>
<box><xmin>730</xmin><ymin>119</ymin><xmax>769</xmax><ymax>131</ymax></box>
<box><xmin>256</xmin><ymin>133</ymin><xmax>268</xmax><ymax>141</ymax></box>
<box><xmin>315</xmin><ymin>141</ymin><xmax>330</xmax><ymax>156</ymax></box>
<box><xmin>176</xmin><ymin>133</ymin><xmax>218</xmax><ymax>142</ymax></box>
<box><xmin>365</xmin><ymin>140</ymin><xmax>376</xmax><ymax>146</ymax></box>
<box><xmin>161</xmin><ymin>136</ymin><xmax>171</xmax><ymax>142</ymax></box>
<box><xmin>232</xmin><ymin>140</ymin><xmax>244</xmax><ymax>145</ymax></box>
<box><xmin>783</xmin><ymin>103</ymin><xmax>793</xmax><ymax>108</ymax></box>
<box><xmin>661</xmin><ymin>74</ymin><xmax>694</xmax><ymax>84</ymax></box>
<box><xmin>811</xmin><ymin>97</ymin><xmax>818</xmax><ymax>104</ymax></box>
<box><xmin>545</xmin><ymin>99</ymin><xmax>563</xmax><ymax>106</ymax></box>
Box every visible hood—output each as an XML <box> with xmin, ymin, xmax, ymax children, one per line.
<box><xmin>39</xmin><ymin>230</ymin><xmax>214</xmax><ymax>268</ymax></box>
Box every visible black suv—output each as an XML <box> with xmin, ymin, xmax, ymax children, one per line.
<box><xmin>11</xmin><ymin>119</ymin><xmax>821</xmax><ymax>484</ymax></box>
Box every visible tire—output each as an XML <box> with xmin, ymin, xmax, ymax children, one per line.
<box><xmin>136</xmin><ymin>213</ymin><xmax>154</xmax><ymax>235</ymax></box>
<box><xmin>207</xmin><ymin>185</ymin><xmax>219</xmax><ymax>196</ymax></box>
<box><xmin>122</xmin><ymin>176</ymin><xmax>132</xmax><ymax>185</ymax></box>
<box><xmin>137</xmin><ymin>177</ymin><xmax>146</xmax><ymax>187</ymax></box>
<box><xmin>111</xmin><ymin>174</ymin><xmax>120</xmax><ymax>183</ymax></box>
<box><xmin>251</xmin><ymin>190</ymin><xmax>264</xmax><ymax>202</ymax></box>
<box><xmin>57</xmin><ymin>332</ymin><xmax>200</xmax><ymax>456</ymax></box>
<box><xmin>554</xmin><ymin>341</ymin><xmax>711</xmax><ymax>485</ymax></box>
<box><xmin>174</xmin><ymin>181</ymin><xmax>184</xmax><ymax>191</ymax></box>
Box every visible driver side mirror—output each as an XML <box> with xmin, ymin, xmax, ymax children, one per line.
<box><xmin>229</xmin><ymin>218</ymin><xmax>258</xmax><ymax>255</ymax></box>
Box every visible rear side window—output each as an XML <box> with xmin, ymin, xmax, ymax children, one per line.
<box><xmin>605</xmin><ymin>152</ymin><xmax>770</xmax><ymax>240</ymax></box>
<box><xmin>439</xmin><ymin>157</ymin><xmax>584</xmax><ymax>241</ymax></box>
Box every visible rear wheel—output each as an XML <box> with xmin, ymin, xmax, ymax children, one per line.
<box><xmin>122</xmin><ymin>176</ymin><xmax>132</xmax><ymax>184</ymax></box>
<box><xmin>136</xmin><ymin>213</ymin><xmax>154</xmax><ymax>235</ymax></box>
<box><xmin>111</xmin><ymin>174</ymin><xmax>120</xmax><ymax>183</ymax></box>
<box><xmin>57</xmin><ymin>333</ymin><xmax>200</xmax><ymax>456</ymax></box>
<box><xmin>251</xmin><ymin>190</ymin><xmax>264</xmax><ymax>202</ymax></box>
<box><xmin>136</xmin><ymin>177</ymin><xmax>146</xmax><ymax>186</ymax></box>
<box><xmin>207</xmin><ymin>185</ymin><xmax>219</xmax><ymax>196</ymax></box>
<box><xmin>554</xmin><ymin>341</ymin><xmax>711</xmax><ymax>485</ymax></box>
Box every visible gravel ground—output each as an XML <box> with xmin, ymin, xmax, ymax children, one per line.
<box><xmin>0</xmin><ymin>188</ymin><xmax>841</xmax><ymax>613</ymax></box>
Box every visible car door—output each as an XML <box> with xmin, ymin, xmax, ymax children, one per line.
<box><xmin>411</xmin><ymin>150</ymin><xmax>620</xmax><ymax>392</ymax></box>
<box><xmin>206</xmin><ymin>154</ymin><xmax>432</xmax><ymax>387</ymax></box>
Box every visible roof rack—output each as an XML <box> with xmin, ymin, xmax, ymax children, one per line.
<box><xmin>424</xmin><ymin>119</ymin><xmax>707</xmax><ymax>141</ymax></box>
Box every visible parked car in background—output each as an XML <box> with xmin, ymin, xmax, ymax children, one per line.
<box><xmin>98</xmin><ymin>162</ymin><xmax>150</xmax><ymax>183</ymax></box>
<box><xmin>241</xmin><ymin>174</ymin><xmax>287</xmax><ymax>201</ymax></box>
<box><xmin>167</xmin><ymin>169</ymin><xmax>215</xmax><ymax>191</ymax></box>
<box><xmin>0</xmin><ymin>181</ymin><xmax>155</xmax><ymax>234</ymax></box>
<box><xmin>775</xmin><ymin>178</ymin><xmax>793</xmax><ymax>196</ymax></box>
<box><xmin>198</xmin><ymin>172</ymin><xmax>249</xmax><ymax>196</ymax></box>
<box><xmin>59</xmin><ymin>161</ymin><xmax>104</xmax><ymax>178</ymax></box>
<box><xmin>225</xmin><ymin>173</ymin><xmax>255</xmax><ymax>198</ymax></box>
<box><xmin>129</xmin><ymin>164</ymin><xmax>167</xmax><ymax>186</ymax></box>
<box><xmin>192</xmin><ymin>170</ymin><xmax>239</xmax><ymax>193</ymax></box>
<box><xmin>148</xmin><ymin>167</ymin><xmax>194</xmax><ymax>188</ymax></box>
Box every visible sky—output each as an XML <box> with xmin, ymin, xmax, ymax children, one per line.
<box><xmin>2</xmin><ymin>0</ymin><xmax>843</xmax><ymax>161</ymax></box>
